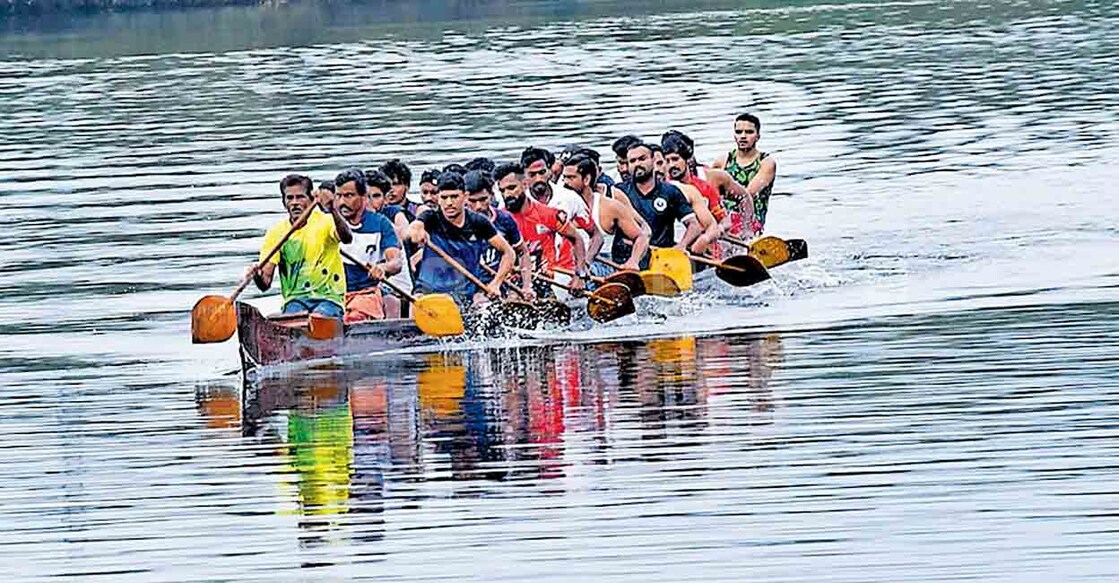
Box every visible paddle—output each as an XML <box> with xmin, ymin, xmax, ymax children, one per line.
<box><xmin>478</xmin><ymin>263</ymin><xmax>573</xmax><ymax>327</ymax></box>
<box><xmin>423</xmin><ymin>241</ymin><xmax>544</xmax><ymax>328</ymax></box>
<box><xmin>340</xmin><ymin>249</ymin><xmax>464</xmax><ymax>336</ymax></box>
<box><xmin>587</xmin><ymin>257</ymin><xmax>683</xmax><ymax>297</ymax></box>
<box><xmin>719</xmin><ymin>234</ymin><xmax>809</xmax><ymax>268</ymax></box>
<box><xmin>682</xmin><ymin>250</ymin><xmax>771</xmax><ymax>287</ymax></box>
<box><xmin>519</xmin><ymin>268</ymin><xmax>635</xmax><ymax>323</ymax></box>
<box><xmin>191</xmin><ymin>204</ymin><xmax>316</xmax><ymax>344</ymax></box>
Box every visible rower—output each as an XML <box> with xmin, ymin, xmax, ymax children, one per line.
<box><xmin>465</xmin><ymin>157</ymin><xmax>496</xmax><ymax>176</ymax></box>
<box><xmin>494</xmin><ymin>162</ymin><xmax>589</xmax><ymax>297</ymax></box>
<box><xmin>520</xmin><ymin>146</ymin><xmax>596</xmax><ymax>278</ymax></box>
<box><xmin>610</xmin><ymin>134</ymin><xmax>641</xmax><ymax>184</ymax></box>
<box><xmin>561</xmin><ymin>153</ymin><xmax>650</xmax><ymax>273</ymax></box>
<box><xmin>611</xmin><ymin>142</ymin><xmax>702</xmax><ymax>267</ymax></box>
<box><xmin>465</xmin><ymin>170</ymin><xmax>534</xmax><ymax>300</ymax></box>
<box><xmin>335</xmin><ymin>169</ymin><xmax>404</xmax><ymax>322</ymax></box>
<box><xmin>659</xmin><ymin>132</ymin><xmax>722</xmax><ymax>256</ymax></box>
<box><xmin>711</xmin><ymin>112</ymin><xmax>777</xmax><ymax>235</ymax></box>
<box><xmin>407</xmin><ymin>172</ymin><xmax>516</xmax><ymax>307</ymax></box>
<box><xmin>418</xmin><ymin>168</ymin><xmax>441</xmax><ymax>211</ymax></box>
<box><xmin>662</xmin><ymin>130</ymin><xmax>753</xmax><ymax>239</ymax></box>
<box><xmin>379</xmin><ymin>159</ymin><xmax>416</xmax><ymax>215</ymax></box>
<box><xmin>250</xmin><ymin>174</ymin><xmax>353</xmax><ymax>319</ymax></box>
<box><xmin>363</xmin><ymin>169</ymin><xmax>414</xmax><ymax>315</ymax></box>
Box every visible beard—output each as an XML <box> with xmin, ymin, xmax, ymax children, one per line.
<box><xmin>667</xmin><ymin>166</ymin><xmax>686</xmax><ymax>181</ymax></box>
<box><xmin>504</xmin><ymin>194</ymin><xmax>526</xmax><ymax>212</ymax></box>
<box><xmin>529</xmin><ymin>181</ymin><xmax>550</xmax><ymax>199</ymax></box>
<box><xmin>631</xmin><ymin>166</ymin><xmax>651</xmax><ymax>182</ymax></box>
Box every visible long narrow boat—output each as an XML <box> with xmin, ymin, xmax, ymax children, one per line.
<box><xmin>236</xmin><ymin>302</ymin><xmax>441</xmax><ymax>372</ymax></box>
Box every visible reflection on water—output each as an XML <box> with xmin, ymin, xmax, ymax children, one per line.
<box><xmin>197</xmin><ymin>334</ymin><xmax>783</xmax><ymax>548</ymax></box>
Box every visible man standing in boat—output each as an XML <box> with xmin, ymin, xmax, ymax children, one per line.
<box><xmin>251</xmin><ymin>174</ymin><xmax>353</xmax><ymax>319</ymax></box>
<box><xmin>335</xmin><ymin>169</ymin><xmax>404</xmax><ymax>322</ymax></box>
<box><xmin>712</xmin><ymin>113</ymin><xmax>776</xmax><ymax>235</ymax></box>
<box><xmin>612</xmin><ymin>142</ymin><xmax>703</xmax><ymax>267</ymax></box>
<box><xmin>407</xmin><ymin>172</ymin><xmax>517</xmax><ymax>307</ymax></box>
<box><xmin>495</xmin><ymin>162</ymin><xmax>588</xmax><ymax>296</ymax></box>
<box><xmin>560</xmin><ymin>153</ymin><xmax>650</xmax><ymax>273</ymax></box>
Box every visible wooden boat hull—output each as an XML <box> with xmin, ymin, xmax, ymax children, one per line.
<box><xmin>236</xmin><ymin>302</ymin><xmax>438</xmax><ymax>371</ymax></box>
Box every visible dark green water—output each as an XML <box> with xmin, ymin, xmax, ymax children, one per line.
<box><xmin>1</xmin><ymin>0</ymin><xmax>1117</xmax><ymax>579</ymax></box>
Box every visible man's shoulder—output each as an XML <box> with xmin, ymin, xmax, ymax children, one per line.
<box><xmin>659</xmin><ymin>180</ymin><xmax>687</xmax><ymax>198</ymax></box>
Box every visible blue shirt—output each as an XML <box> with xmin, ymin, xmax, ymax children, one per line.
<box><xmin>611</xmin><ymin>179</ymin><xmax>694</xmax><ymax>263</ymax></box>
<box><xmin>413</xmin><ymin>208</ymin><xmax>498</xmax><ymax>299</ymax></box>
<box><xmin>340</xmin><ymin>210</ymin><xmax>400</xmax><ymax>292</ymax></box>
<box><xmin>480</xmin><ymin>209</ymin><xmax>522</xmax><ymax>276</ymax></box>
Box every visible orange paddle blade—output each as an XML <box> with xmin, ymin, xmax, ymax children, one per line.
<box><xmin>191</xmin><ymin>295</ymin><xmax>237</xmax><ymax>344</ymax></box>
<box><xmin>307</xmin><ymin>314</ymin><xmax>344</xmax><ymax>340</ymax></box>
<box><xmin>412</xmin><ymin>293</ymin><xmax>465</xmax><ymax>336</ymax></box>
<box><xmin>639</xmin><ymin>271</ymin><xmax>681</xmax><ymax>297</ymax></box>
<box><xmin>748</xmin><ymin>236</ymin><xmax>792</xmax><ymax>268</ymax></box>
<box><xmin>587</xmin><ymin>282</ymin><xmax>635</xmax><ymax>323</ymax></box>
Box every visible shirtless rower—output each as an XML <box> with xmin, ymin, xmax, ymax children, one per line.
<box><xmin>335</xmin><ymin>169</ymin><xmax>404</xmax><ymax>321</ymax></box>
<box><xmin>711</xmin><ymin>112</ymin><xmax>777</xmax><ymax>235</ymax></box>
<box><xmin>612</xmin><ymin>142</ymin><xmax>703</xmax><ymax>267</ymax></box>
<box><xmin>251</xmin><ymin>174</ymin><xmax>353</xmax><ymax>319</ymax></box>
<box><xmin>495</xmin><ymin>162</ymin><xmax>588</xmax><ymax>296</ymax></box>
<box><xmin>407</xmin><ymin>172</ymin><xmax>516</xmax><ymax>308</ymax></box>
<box><xmin>561</xmin><ymin>153</ymin><xmax>650</xmax><ymax>272</ymax></box>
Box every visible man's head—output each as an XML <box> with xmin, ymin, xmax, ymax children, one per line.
<box><xmin>279</xmin><ymin>174</ymin><xmax>314</xmax><ymax>222</ymax></box>
<box><xmin>734</xmin><ymin>112</ymin><xmax>762</xmax><ymax>152</ymax></box>
<box><xmin>442</xmin><ymin>163</ymin><xmax>468</xmax><ymax>177</ymax></box>
<box><xmin>464</xmin><ymin>170</ymin><xmax>495</xmax><ymax>214</ymax></box>
<box><xmin>465</xmin><ymin>157</ymin><xmax>495</xmax><ymax>175</ymax></box>
<box><xmin>650</xmin><ymin>144</ymin><xmax>666</xmax><ymax>181</ymax></box>
<box><xmin>436</xmin><ymin>171</ymin><xmax>467</xmax><ymax>221</ymax></box>
<box><xmin>661</xmin><ymin>131</ymin><xmax>695</xmax><ymax>181</ymax></box>
<box><xmin>419</xmin><ymin>168</ymin><xmax>441</xmax><ymax>209</ymax></box>
<box><xmin>520</xmin><ymin>146</ymin><xmax>555</xmax><ymax>202</ymax></box>
<box><xmin>363</xmin><ymin>169</ymin><xmax>392</xmax><ymax>212</ymax></box>
<box><xmin>494</xmin><ymin>162</ymin><xmax>527</xmax><ymax>212</ymax></box>
<box><xmin>335</xmin><ymin>169</ymin><xmax>368</xmax><ymax>221</ymax></box>
<box><xmin>379</xmin><ymin>159</ymin><xmax>411</xmax><ymax>205</ymax></box>
<box><xmin>562</xmin><ymin>154</ymin><xmax>598</xmax><ymax>195</ymax></box>
<box><xmin>555</xmin><ymin>144</ymin><xmax>580</xmax><ymax>178</ymax></box>
<box><xmin>626</xmin><ymin>142</ymin><xmax>655</xmax><ymax>184</ymax></box>
<box><xmin>611</xmin><ymin>134</ymin><xmax>641</xmax><ymax>181</ymax></box>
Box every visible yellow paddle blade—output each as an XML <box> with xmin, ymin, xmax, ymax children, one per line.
<box><xmin>748</xmin><ymin>236</ymin><xmax>791</xmax><ymax>268</ymax></box>
<box><xmin>413</xmin><ymin>293</ymin><xmax>465</xmax><ymax>336</ymax></box>
<box><xmin>307</xmin><ymin>314</ymin><xmax>344</xmax><ymax>340</ymax></box>
<box><xmin>650</xmin><ymin>247</ymin><xmax>693</xmax><ymax>291</ymax></box>
<box><xmin>587</xmin><ymin>282</ymin><xmax>635</xmax><ymax>323</ymax></box>
<box><xmin>639</xmin><ymin>271</ymin><xmax>681</xmax><ymax>297</ymax></box>
<box><xmin>191</xmin><ymin>295</ymin><xmax>237</xmax><ymax>344</ymax></box>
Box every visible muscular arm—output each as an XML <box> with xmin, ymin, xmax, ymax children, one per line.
<box><xmin>746</xmin><ymin>157</ymin><xmax>777</xmax><ymax>199</ymax></box>
<box><xmin>678</xmin><ymin>183</ymin><xmax>720</xmax><ymax>253</ymax></box>
<box><xmin>391</xmin><ymin>213</ymin><xmax>410</xmax><ymax>241</ymax></box>
<box><xmin>327</xmin><ymin>205</ymin><xmax>353</xmax><ymax>244</ymax></box>
<box><xmin>609</xmin><ymin>199</ymin><xmax>650</xmax><ymax>270</ymax></box>
<box><xmin>677</xmin><ymin>216</ymin><xmax>703</xmax><ymax>251</ymax></box>
<box><xmin>706</xmin><ymin>167</ymin><xmax>754</xmax><ymax>213</ymax></box>
<box><xmin>487</xmin><ymin>234</ymin><xmax>516</xmax><ymax>289</ymax></box>
<box><xmin>558</xmin><ymin>222</ymin><xmax>587</xmax><ymax>274</ymax></box>
<box><xmin>585</xmin><ymin>227</ymin><xmax>605</xmax><ymax>269</ymax></box>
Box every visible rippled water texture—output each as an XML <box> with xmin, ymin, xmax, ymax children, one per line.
<box><xmin>1</xmin><ymin>0</ymin><xmax>1117</xmax><ymax>580</ymax></box>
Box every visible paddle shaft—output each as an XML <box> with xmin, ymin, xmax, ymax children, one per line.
<box><xmin>425</xmin><ymin>240</ymin><xmax>523</xmax><ymax>300</ymax></box>
<box><xmin>719</xmin><ymin>234</ymin><xmax>752</xmax><ymax>248</ymax></box>
<box><xmin>232</xmin><ymin>204</ymin><xmax>317</xmax><ymax>300</ymax></box>
<box><xmin>339</xmin><ymin>249</ymin><xmax>417</xmax><ymax>304</ymax></box>
<box><xmin>479</xmin><ymin>263</ymin><xmax>545</xmax><ymax>298</ymax></box>
<box><xmin>555</xmin><ymin>265</ymin><xmax>606</xmax><ymax>285</ymax></box>
<box><xmin>687</xmin><ymin>252</ymin><xmax>752</xmax><ymax>273</ymax></box>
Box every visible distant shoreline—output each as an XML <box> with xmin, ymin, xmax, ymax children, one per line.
<box><xmin>3</xmin><ymin>0</ymin><xmax>265</xmax><ymax>15</ymax></box>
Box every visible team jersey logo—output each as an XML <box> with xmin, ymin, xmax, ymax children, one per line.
<box><xmin>653</xmin><ymin>197</ymin><xmax>668</xmax><ymax>212</ymax></box>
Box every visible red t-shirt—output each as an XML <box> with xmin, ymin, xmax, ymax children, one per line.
<box><xmin>686</xmin><ymin>174</ymin><xmax>726</xmax><ymax>222</ymax></box>
<box><xmin>509</xmin><ymin>197</ymin><xmax>567</xmax><ymax>271</ymax></box>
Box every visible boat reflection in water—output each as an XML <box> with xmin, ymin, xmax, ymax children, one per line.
<box><xmin>198</xmin><ymin>333</ymin><xmax>785</xmax><ymax>547</ymax></box>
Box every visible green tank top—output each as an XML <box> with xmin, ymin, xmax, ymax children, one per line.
<box><xmin>724</xmin><ymin>150</ymin><xmax>773</xmax><ymax>228</ymax></box>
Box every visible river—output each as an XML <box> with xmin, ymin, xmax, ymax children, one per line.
<box><xmin>1</xmin><ymin>0</ymin><xmax>1117</xmax><ymax>580</ymax></box>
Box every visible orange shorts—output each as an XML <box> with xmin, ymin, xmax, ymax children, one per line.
<box><xmin>344</xmin><ymin>287</ymin><xmax>386</xmax><ymax>323</ymax></box>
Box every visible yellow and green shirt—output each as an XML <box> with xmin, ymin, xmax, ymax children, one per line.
<box><xmin>260</xmin><ymin>209</ymin><xmax>345</xmax><ymax>308</ymax></box>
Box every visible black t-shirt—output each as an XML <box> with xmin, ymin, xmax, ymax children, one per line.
<box><xmin>611</xmin><ymin>180</ymin><xmax>694</xmax><ymax>262</ymax></box>
<box><xmin>414</xmin><ymin>208</ymin><xmax>498</xmax><ymax>296</ymax></box>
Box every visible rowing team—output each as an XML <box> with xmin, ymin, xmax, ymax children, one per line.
<box><xmin>248</xmin><ymin>114</ymin><xmax>777</xmax><ymax>324</ymax></box>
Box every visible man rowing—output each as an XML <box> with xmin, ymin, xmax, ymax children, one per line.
<box><xmin>364</xmin><ymin>169</ymin><xmax>416</xmax><ymax>314</ymax></box>
<box><xmin>465</xmin><ymin>169</ymin><xmax>534</xmax><ymax>299</ymax></box>
<box><xmin>380</xmin><ymin>159</ymin><xmax>420</xmax><ymax>217</ymax></box>
<box><xmin>610</xmin><ymin>134</ymin><xmax>641</xmax><ymax>184</ymax></box>
<box><xmin>495</xmin><ymin>162</ymin><xmax>588</xmax><ymax>296</ymax></box>
<box><xmin>418</xmin><ymin>168</ymin><xmax>441</xmax><ymax>210</ymax></box>
<box><xmin>251</xmin><ymin>174</ymin><xmax>353</xmax><ymax>319</ymax></box>
<box><xmin>407</xmin><ymin>172</ymin><xmax>516</xmax><ymax>307</ymax></box>
<box><xmin>561</xmin><ymin>153</ymin><xmax>650</xmax><ymax>272</ymax></box>
<box><xmin>612</xmin><ymin>142</ymin><xmax>703</xmax><ymax>267</ymax></box>
<box><xmin>334</xmin><ymin>169</ymin><xmax>404</xmax><ymax>322</ymax></box>
<box><xmin>520</xmin><ymin>146</ymin><xmax>596</xmax><ymax>279</ymax></box>
<box><xmin>711</xmin><ymin>112</ymin><xmax>776</xmax><ymax>235</ymax></box>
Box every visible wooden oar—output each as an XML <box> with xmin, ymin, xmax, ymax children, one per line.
<box><xmin>513</xmin><ymin>267</ymin><xmax>635</xmax><ymax>323</ymax></box>
<box><xmin>683</xmin><ymin>250</ymin><xmax>771</xmax><ymax>287</ymax></box>
<box><xmin>586</xmin><ymin>257</ymin><xmax>682</xmax><ymax>297</ymax></box>
<box><xmin>423</xmin><ymin>241</ymin><xmax>543</xmax><ymax>328</ymax></box>
<box><xmin>192</xmin><ymin>204</ymin><xmax>316</xmax><ymax>344</ymax></box>
<box><xmin>478</xmin><ymin>263</ymin><xmax>572</xmax><ymax>326</ymax></box>
<box><xmin>720</xmin><ymin>234</ymin><xmax>809</xmax><ymax>268</ymax></box>
<box><xmin>340</xmin><ymin>250</ymin><xmax>464</xmax><ymax>336</ymax></box>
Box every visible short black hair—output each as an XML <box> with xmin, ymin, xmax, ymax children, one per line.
<box><xmin>649</xmin><ymin>143</ymin><xmax>663</xmax><ymax>155</ymax></box>
<box><xmin>419</xmin><ymin>168</ymin><xmax>441</xmax><ymax>185</ymax></box>
<box><xmin>463</xmin><ymin>170</ymin><xmax>494</xmax><ymax>195</ymax></box>
<box><xmin>465</xmin><ymin>157</ymin><xmax>495</xmax><ymax>174</ymax></box>
<box><xmin>565</xmin><ymin>154</ymin><xmax>598</xmax><ymax>183</ymax></box>
<box><xmin>379</xmin><ymin>159</ymin><xmax>412</xmax><ymax>187</ymax></box>
<box><xmin>574</xmin><ymin>147</ymin><xmax>601</xmax><ymax>165</ymax></box>
<box><xmin>493</xmin><ymin>162</ymin><xmax>524</xmax><ymax>183</ymax></box>
<box><xmin>625</xmin><ymin>141</ymin><xmax>653</xmax><ymax>157</ymax></box>
<box><xmin>279</xmin><ymin>174</ymin><xmax>313</xmax><ymax>196</ymax></box>
<box><xmin>442</xmin><ymin>163</ymin><xmax>467</xmax><ymax>176</ymax></box>
<box><xmin>735</xmin><ymin>112</ymin><xmax>761</xmax><ymax>130</ymax></box>
<box><xmin>437</xmin><ymin>171</ymin><xmax>465</xmax><ymax>192</ymax></box>
<box><xmin>519</xmin><ymin>146</ymin><xmax>554</xmax><ymax>169</ymax></box>
<box><xmin>557</xmin><ymin>144</ymin><xmax>581</xmax><ymax>164</ymax></box>
<box><xmin>335</xmin><ymin>169</ymin><xmax>366</xmax><ymax>195</ymax></box>
<box><xmin>661</xmin><ymin>132</ymin><xmax>695</xmax><ymax>161</ymax></box>
<box><xmin>317</xmin><ymin>179</ymin><xmax>334</xmax><ymax>193</ymax></box>
<box><xmin>362</xmin><ymin>169</ymin><xmax>391</xmax><ymax>195</ymax></box>
<box><xmin>611</xmin><ymin>135</ymin><xmax>641</xmax><ymax>158</ymax></box>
